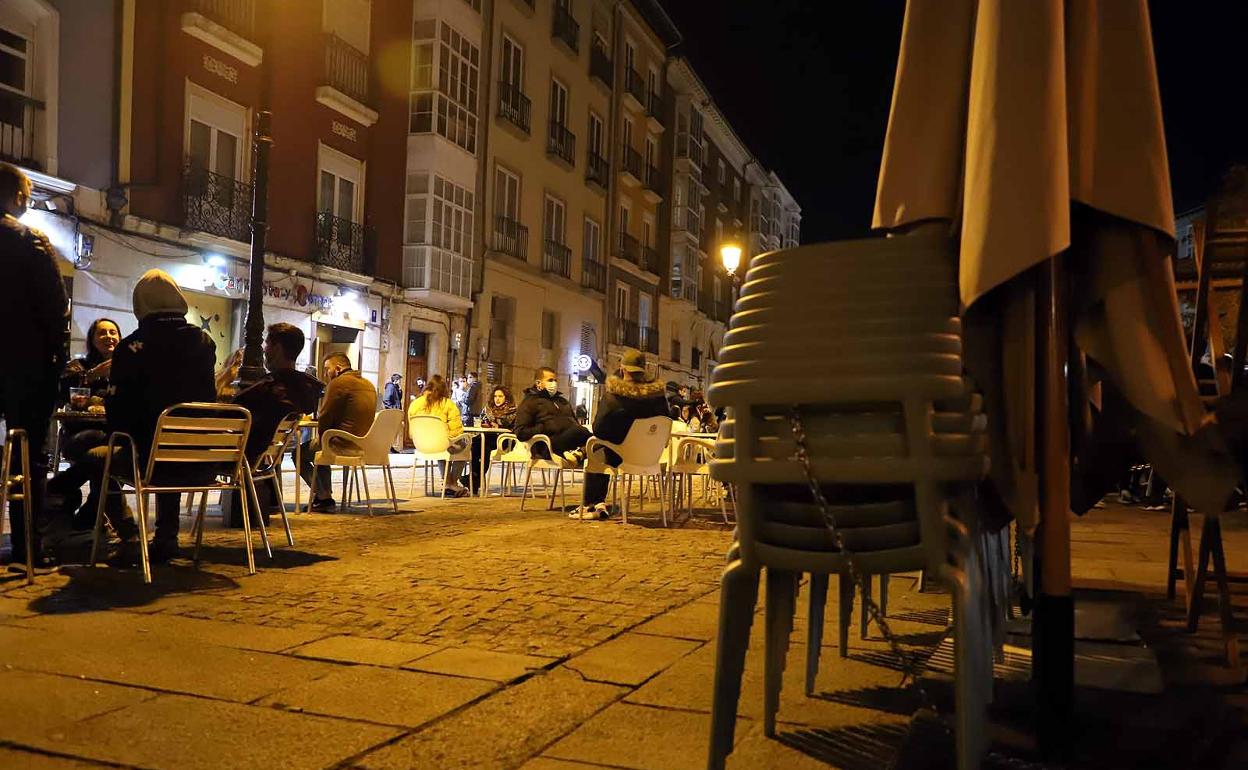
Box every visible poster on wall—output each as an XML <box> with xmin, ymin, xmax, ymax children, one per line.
<box><xmin>185</xmin><ymin>291</ymin><xmax>235</xmax><ymax>370</ymax></box>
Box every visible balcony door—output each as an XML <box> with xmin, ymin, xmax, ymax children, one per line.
<box><xmin>318</xmin><ymin>145</ymin><xmax>363</xmax><ymax>224</ymax></box>
<box><xmin>501</xmin><ymin>35</ymin><xmax>524</xmax><ymax>92</ymax></box>
<box><xmin>638</xmin><ymin>292</ymin><xmax>652</xmax><ymax>349</ymax></box>
<box><xmin>549</xmin><ymin>78</ymin><xmax>568</xmax><ymax>127</ymax></box>
<box><xmin>494</xmin><ymin>166</ymin><xmax>520</xmax><ymax>223</ymax></box>
<box><xmin>544</xmin><ymin>195</ymin><xmax>566</xmax><ymax>247</ymax></box>
<box><xmin>186</xmin><ymin>86</ymin><xmax>246</xmax><ymax>180</ymax></box>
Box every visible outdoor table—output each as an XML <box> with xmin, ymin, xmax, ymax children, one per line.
<box><xmin>50</xmin><ymin>410</ymin><xmax>106</xmax><ymax>471</ymax></box>
<box><xmin>464</xmin><ymin>425</ymin><xmax>508</xmax><ymax>498</ymax></box>
<box><xmin>291</xmin><ymin>418</ymin><xmax>317</xmax><ymax>510</ymax></box>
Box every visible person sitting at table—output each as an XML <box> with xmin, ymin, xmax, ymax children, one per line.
<box><xmin>574</xmin><ymin>348</ymin><xmax>670</xmax><ymax>519</ymax></box>
<box><xmin>468</xmin><ymin>385</ymin><xmax>517</xmax><ymax>495</ymax></box>
<box><xmin>408</xmin><ymin>374</ymin><xmax>471</xmax><ymax>498</ymax></box>
<box><xmin>670</xmin><ymin>404</ymin><xmax>689</xmax><ymax>433</ymax></box>
<box><xmin>301</xmin><ymin>352</ymin><xmax>376</xmax><ymax>511</ymax></box>
<box><xmin>47</xmin><ymin>317</ymin><xmax>122</xmax><ymax>529</ymax></box>
<box><xmin>695</xmin><ymin>401</ymin><xmax>719</xmax><ymax>434</ymax></box>
<box><xmin>217</xmin><ymin>323</ymin><xmax>324</xmax><ymax>520</ymax></box>
<box><xmin>515</xmin><ymin>367</ymin><xmax>590</xmax><ymax>465</ymax></box>
<box><xmin>680</xmin><ymin>404</ymin><xmax>702</xmax><ymax>433</ymax></box>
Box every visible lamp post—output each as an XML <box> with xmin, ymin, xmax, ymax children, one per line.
<box><xmin>237</xmin><ymin>110</ymin><xmax>273</xmax><ymax>388</ymax></box>
<box><xmin>719</xmin><ymin>241</ymin><xmax>742</xmax><ymax>279</ymax></box>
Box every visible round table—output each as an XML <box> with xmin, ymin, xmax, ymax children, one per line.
<box><xmin>463</xmin><ymin>426</ymin><xmax>509</xmax><ymax>497</ymax></box>
<box><xmin>50</xmin><ymin>410</ymin><xmax>106</xmax><ymax>471</ymax></box>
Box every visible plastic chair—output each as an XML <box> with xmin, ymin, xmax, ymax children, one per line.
<box><xmin>583</xmin><ymin>416</ymin><xmax>673</xmax><ymax>525</ymax></box>
<box><xmin>519</xmin><ymin>435</ymin><xmax>579</xmax><ymax>512</ymax></box>
<box><xmin>87</xmin><ymin>403</ymin><xmax>265</xmax><ymax>584</ymax></box>
<box><xmin>0</xmin><ymin>428</ymin><xmax>35</xmax><ymax>585</ymax></box>
<box><xmin>485</xmin><ymin>432</ymin><xmax>530</xmax><ymax>496</ymax></box>
<box><xmin>407</xmin><ymin>415</ymin><xmax>471</xmax><ymax>499</ymax></box>
<box><xmin>309</xmin><ymin>409</ymin><xmax>402</xmax><ymax>515</ymax></box>
<box><xmin>667</xmin><ymin>436</ymin><xmax>723</xmax><ymax>523</ymax></box>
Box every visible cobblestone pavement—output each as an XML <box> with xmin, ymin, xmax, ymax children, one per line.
<box><xmin>0</xmin><ymin>464</ymin><xmax>964</xmax><ymax>769</ymax></box>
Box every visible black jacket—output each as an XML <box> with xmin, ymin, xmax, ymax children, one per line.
<box><xmin>382</xmin><ymin>381</ymin><xmax>403</xmax><ymax>409</ymax></box>
<box><xmin>0</xmin><ymin>214</ymin><xmax>69</xmax><ymax>383</ymax></box>
<box><xmin>593</xmin><ymin>376</ymin><xmax>670</xmax><ymax>444</ymax></box>
<box><xmin>514</xmin><ymin>387</ymin><xmax>578</xmax><ymax>441</ymax></box>
<box><xmin>106</xmin><ymin>313</ymin><xmax>217</xmax><ymax>460</ymax></box>
<box><xmin>232</xmin><ymin>368</ymin><xmax>324</xmax><ymax>461</ymax></box>
<box><xmin>465</xmin><ymin>380</ymin><xmax>482</xmax><ymax>415</ymax></box>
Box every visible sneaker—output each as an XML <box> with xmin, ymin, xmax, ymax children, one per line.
<box><xmin>563</xmin><ymin>449</ymin><xmax>585</xmax><ymax>465</ymax></box>
<box><xmin>309</xmin><ymin>498</ymin><xmax>337</xmax><ymax>513</ymax></box>
<box><xmin>447</xmin><ymin>486</ymin><xmax>472</xmax><ymax>498</ymax></box>
<box><xmin>148</xmin><ymin>539</ymin><xmax>181</xmax><ymax>565</ymax></box>
<box><xmin>568</xmin><ymin>506</ymin><xmax>593</xmax><ymax>520</ymax></box>
<box><xmin>593</xmin><ymin>503</ymin><xmax>611</xmax><ymax>520</ymax></box>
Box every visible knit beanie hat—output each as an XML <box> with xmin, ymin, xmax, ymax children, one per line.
<box><xmin>133</xmin><ymin>269</ymin><xmax>189</xmax><ymax>320</ymax></box>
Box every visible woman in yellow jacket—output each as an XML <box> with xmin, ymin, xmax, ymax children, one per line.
<box><xmin>407</xmin><ymin>374</ymin><xmax>471</xmax><ymax>497</ymax></box>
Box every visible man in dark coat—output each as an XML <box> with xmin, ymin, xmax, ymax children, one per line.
<box><xmin>85</xmin><ymin>269</ymin><xmax>217</xmax><ymax>563</ymax></box>
<box><xmin>464</xmin><ymin>371</ymin><xmax>482</xmax><ymax>425</ymax></box>
<box><xmin>0</xmin><ymin>165</ymin><xmax>70</xmax><ymax>566</ymax></box>
<box><xmin>514</xmin><ymin>366</ymin><xmax>590</xmax><ymax>461</ymax></box>
<box><xmin>577</xmin><ymin>348</ymin><xmax>670</xmax><ymax>518</ymax></box>
<box><xmin>382</xmin><ymin>374</ymin><xmax>403</xmax><ymax>410</ymax></box>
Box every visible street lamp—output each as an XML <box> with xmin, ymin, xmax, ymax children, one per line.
<box><xmin>719</xmin><ymin>241</ymin><xmax>742</xmax><ymax>277</ymax></box>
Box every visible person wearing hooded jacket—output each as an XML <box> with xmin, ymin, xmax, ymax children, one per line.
<box><xmin>81</xmin><ymin>269</ymin><xmax>217</xmax><ymax>564</ymax></box>
<box><xmin>575</xmin><ymin>348</ymin><xmax>669</xmax><ymax>519</ymax></box>
<box><xmin>514</xmin><ymin>366</ymin><xmax>590</xmax><ymax>463</ymax></box>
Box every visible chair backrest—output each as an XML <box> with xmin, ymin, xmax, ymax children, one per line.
<box><xmin>493</xmin><ymin>432</ymin><xmax>530</xmax><ymax>462</ymax></box>
<box><xmin>254</xmin><ymin>413</ymin><xmax>301</xmax><ymax>474</ymax></box>
<box><xmin>145</xmin><ymin>402</ymin><xmax>252</xmax><ymax>482</ymax></box>
<box><xmin>409</xmin><ymin>415</ymin><xmax>451</xmax><ymax>456</ymax></box>
<box><xmin>614</xmin><ymin>416</ymin><xmax>673</xmax><ymax>468</ymax></box>
<box><xmin>358</xmin><ymin>409</ymin><xmax>403</xmax><ymax>464</ymax></box>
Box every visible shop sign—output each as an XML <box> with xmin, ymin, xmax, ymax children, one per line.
<box><xmin>207</xmin><ymin>269</ymin><xmax>335</xmax><ymax>310</ymax></box>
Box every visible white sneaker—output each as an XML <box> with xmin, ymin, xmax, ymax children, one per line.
<box><xmin>567</xmin><ymin>505</ymin><xmax>593</xmax><ymax>520</ymax></box>
<box><xmin>562</xmin><ymin>449</ymin><xmax>585</xmax><ymax>465</ymax></box>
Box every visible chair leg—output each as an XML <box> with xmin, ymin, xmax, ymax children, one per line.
<box><xmin>707</xmin><ymin>558</ymin><xmax>761</xmax><ymax>770</ymax></box>
<box><xmin>385</xmin><ymin>465</ymin><xmax>398</xmax><ymax>513</ymax></box>
<box><xmin>15</xmin><ymin>435</ymin><xmax>33</xmax><ymax>585</ymax></box>
<box><xmin>560</xmin><ymin>469</ymin><xmax>567</xmax><ymax>512</ymax></box>
<box><xmin>520</xmin><ymin>465</ymin><xmax>533</xmax><ymax>510</ymax></box>
<box><xmin>306</xmin><ymin>466</ymin><xmax>319</xmax><ymax>515</ymax></box>
<box><xmin>272</xmin><ymin>475</ymin><xmax>295</xmax><ymax>547</ymax></box>
<box><xmin>1188</xmin><ymin>514</ymin><xmax>1215</xmax><ymax>632</ymax></box>
<box><xmin>1168</xmin><ymin>498</ymin><xmax>1195</xmax><ymax>602</ymax></box>
<box><xmin>360</xmin><ymin>466</ymin><xmax>375</xmax><ymax>515</ymax></box>
<box><xmin>880</xmin><ymin>574</ymin><xmax>890</xmax><ymax>618</ymax></box>
<box><xmin>245</xmin><ymin>468</ymin><xmax>272</xmax><ymax>560</ymax></box>
<box><xmin>408</xmin><ymin>457</ymin><xmax>418</xmax><ymax>499</ymax></box>
<box><xmin>860</xmin><ymin>575</ymin><xmax>871</xmax><ymax>640</ymax></box>
<box><xmin>0</xmin><ymin>441</ymin><xmax>12</xmax><ymax>566</ymax></box>
<box><xmin>193</xmin><ymin>490</ymin><xmax>208</xmax><ymax>565</ymax></box>
<box><xmin>237</xmin><ymin>480</ymin><xmax>256</xmax><ymax>576</ymax></box>
<box><xmin>547</xmin><ymin>469</ymin><xmax>559</xmax><ymax>510</ymax></box>
<box><xmin>134</xmin><ymin>483</ymin><xmax>152</xmax><ymax>585</ymax></box>
<box><xmin>658</xmin><ymin>473</ymin><xmax>668</xmax><ymax>528</ymax></box>
<box><xmin>806</xmin><ymin>572</ymin><xmax>829</xmax><ymax>695</ymax></box>
<box><xmin>1206</xmin><ymin>517</ymin><xmax>1244</xmax><ymax>676</ymax></box>
<box><xmin>838</xmin><ymin>573</ymin><xmax>853</xmax><ymax>658</ymax></box>
<box><xmin>88</xmin><ymin>444</ymin><xmax>112</xmax><ymax>566</ymax></box>
<box><xmin>763</xmin><ymin>568</ymin><xmax>798</xmax><ymax>738</ymax></box>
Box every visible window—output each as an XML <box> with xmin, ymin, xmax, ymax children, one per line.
<box><xmin>494</xmin><ymin>165</ymin><xmax>520</xmax><ymax>221</ymax></box>
<box><xmin>618</xmin><ymin>202</ymin><xmax>630</xmax><ymax>237</ymax></box>
<box><xmin>0</xmin><ymin>24</ymin><xmax>30</xmax><ymax>107</ymax></box>
<box><xmin>670</xmin><ymin>322</ymin><xmax>680</xmax><ymax>362</ymax></box>
<box><xmin>670</xmin><ymin>243</ymin><xmax>683</xmax><ymax>297</ymax></box>
<box><xmin>642</xmin><ymin>215</ymin><xmax>654</xmax><ymax>249</ymax></box>
<box><xmin>713</xmin><ymin>275</ymin><xmax>723</xmax><ymax>309</ymax></box>
<box><xmin>501</xmin><ymin>35</ymin><xmax>523</xmax><ymax>90</ymax></box>
<box><xmin>404</xmin><ymin>173</ymin><xmax>428</xmax><ymax>243</ymax></box>
<box><xmin>584</xmin><ymin>217</ymin><xmax>601</xmax><ymax>264</ymax></box>
<box><xmin>403</xmin><ymin>174</ymin><xmax>474</xmax><ymax>297</ymax></box>
<box><xmin>624</xmin><ymin>40</ymin><xmax>636</xmax><ymax>72</ymax></box>
<box><xmin>318</xmin><ymin>145</ymin><xmax>363</xmax><ymax>222</ymax></box>
<box><xmin>588</xmin><ymin>111</ymin><xmax>604</xmax><ymax>156</ymax></box>
<box><xmin>717</xmin><ymin>159</ymin><xmax>726</xmax><ymax>184</ymax></box>
<box><xmin>549</xmin><ymin>77</ymin><xmax>569</xmax><ymax>126</ymax></box>
<box><xmin>186</xmin><ymin>86</ymin><xmax>246</xmax><ymax>180</ymax></box>
<box><xmin>715</xmin><ymin>218</ymin><xmax>723</xmax><ymax>247</ymax></box>
<box><xmin>733</xmin><ymin>177</ymin><xmax>741</xmax><ymax>202</ymax></box>
<box><xmin>639</xmin><ymin>292</ymin><xmax>652</xmax><ymax>334</ymax></box>
<box><xmin>544</xmin><ymin>194</ymin><xmax>567</xmax><ymax>245</ymax></box>
<box><xmin>615</xmin><ymin>282</ymin><xmax>631</xmax><ymax>321</ymax></box>
<box><xmin>580</xmin><ymin>321</ymin><xmax>595</xmax><ymax>355</ymax></box>
<box><xmin>461</xmin><ymin>0</ymin><xmax>481</xmax><ymax>11</ymax></box>
<box><xmin>644</xmin><ymin>136</ymin><xmax>656</xmax><ymax>170</ymax></box>
<box><xmin>541</xmin><ymin>310</ymin><xmax>558</xmax><ymax>351</ymax></box>
<box><xmin>622</xmin><ymin>116</ymin><xmax>633</xmax><ymax>149</ymax></box>
<box><xmin>431</xmin><ymin>175</ymin><xmax>474</xmax><ymax>255</ymax></box>
<box><xmin>410</xmin><ymin>20</ymin><xmax>479</xmax><ymax>154</ymax></box>
<box><xmin>647</xmin><ymin>67</ymin><xmax>659</xmax><ymax>98</ymax></box>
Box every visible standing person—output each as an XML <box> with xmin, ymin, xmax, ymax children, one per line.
<box><xmin>301</xmin><ymin>353</ymin><xmax>377</xmax><ymax>511</ymax></box>
<box><xmin>575</xmin><ymin>348</ymin><xmax>669</xmax><ymax>519</ymax></box>
<box><xmin>514</xmin><ymin>367</ymin><xmax>589</xmax><ymax>464</ymax></box>
<box><xmin>0</xmin><ymin>164</ymin><xmax>69</xmax><ymax>566</ymax></box>
<box><xmin>471</xmin><ymin>386</ymin><xmax>517</xmax><ymax>495</ymax></box>
<box><xmin>408</xmin><ymin>375</ymin><xmax>471</xmax><ymax>496</ymax></box>
<box><xmin>383</xmin><ymin>374</ymin><xmax>403</xmax><ymax>410</ymax></box>
<box><xmin>83</xmin><ymin>269</ymin><xmax>217</xmax><ymax>564</ymax></box>
<box><xmin>464</xmin><ymin>372</ymin><xmax>482</xmax><ymax>426</ymax></box>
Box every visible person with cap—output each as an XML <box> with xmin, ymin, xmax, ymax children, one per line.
<box><xmin>573</xmin><ymin>348</ymin><xmax>670</xmax><ymax>519</ymax></box>
<box><xmin>0</xmin><ymin>164</ymin><xmax>70</xmax><ymax>566</ymax></box>
<box><xmin>383</xmin><ymin>373</ymin><xmax>403</xmax><ymax>410</ymax></box>
<box><xmin>80</xmin><ymin>269</ymin><xmax>217</xmax><ymax>564</ymax></box>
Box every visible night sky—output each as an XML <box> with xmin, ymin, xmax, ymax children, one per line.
<box><xmin>663</xmin><ymin>1</ymin><xmax>1248</xmax><ymax>243</ymax></box>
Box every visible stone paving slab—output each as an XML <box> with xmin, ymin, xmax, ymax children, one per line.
<box><xmin>403</xmin><ymin>646</ymin><xmax>559</xmax><ymax>682</ymax></box>
<box><xmin>355</xmin><ymin>668</ymin><xmax>626</xmax><ymax>770</ymax></box>
<box><xmin>0</xmin><ymin>669</ymin><xmax>156</xmax><ymax>746</ymax></box>
<box><xmin>258</xmin><ymin>665</ymin><xmax>497</xmax><ymax>728</ymax></box>
<box><xmin>516</xmin><ymin>759</ymin><xmax>608</xmax><ymax>770</ymax></box>
<box><xmin>543</xmin><ymin>701</ymin><xmax>750</xmax><ymax>770</ymax></box>
<box><xmin>0</xmin><ymin>747</ymin><xmax>112</xmax><ymax>769</ymax></box>
<box><xmin>291</xmin><ymin>634</ymin><xmax>442</xmax><ymax>666</ymax></box>
<box><xmin>632</xmin><ymin>594</ymin><xmax>722</xmax><ymax>641</ymax></box>
<box><xmin>564</xmin><ymin>632</ymin><xmax>701</xmax><ymax>686</ymax></box>
<box><xmin>34</xmin><ymin>693</ymin><xmax>399</xmax><ymax>770</ymax></box>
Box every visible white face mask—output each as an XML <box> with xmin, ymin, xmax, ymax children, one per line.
<box><xmin>544</xmin><ymin>381</ymin><xmax>558</xmax><ymax>396</ymax></box>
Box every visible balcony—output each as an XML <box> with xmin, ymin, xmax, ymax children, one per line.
<box><xmin>614</xmin><ymin>318</ymin><xmax>639</xmax><ymax>347</ymax></box>
<box><xmin>590</xmin><ymin>44</ymin><xmax>613</xmax><ymax>88</ymax></box>
<box><xmin>493</xmin><ymin>215</ymin><xmax>529</xmax><ymax>260</ymax></box>
<box><xmin>547</xmin><ymin>121</ymin><xmax>576</xmax><ymax>167</ymax></box>
<box><xmin>643</xmin><ymin>165</ymin><xmax>663</xmax><ymax>202</ymax></box>
<box><xmin>646</xmin><ymin>90</ymin><xmax>664</xmax><ymax>131</ymax></box>
<box><xmin>624</xmin><ymin>68</ymin><xmax>645</xmax><ymax>109</ymax></box>
<box><xmin>543</xmin><ymin>239</ymin><xmax>572</xmax><ymax>278</ymax></box>
<box><xmin>552</xmin><ymin>4</ymin><xmax>579</xmax><ymax>54</ymax></box>
<box><xmin>182</xmin><ymin>160</ymin><xmax>252</xmax><ymax>243</ymax></box>
<box><xmin>617</xmin><ymin>232</ymin><xmax>640</xmax><ymax>264</ymax></box>
<box><xmin>581</xmin><ymin>258</ymin><xmax>606</xmax><ymax>292</ymax></box>
<box><xmin>314</xmin><ymin>212</ymin><xmax>369</xmax><ymax>274</ymax></box>
<box><xmin>640</xmin><ymin>326</ymin><xmax>658</xmax><ymax>355</ymax></box>
<box><xmin>182</xmin><ymin>0</ymin><xmax>261</xmax><ymax>66</ymax></box>
<box><xmin>316</xmin><ymin>34</ymin><xmax>377</xmax><ymax>126</ymax></box>
<box><xmin>0</xmin><ymin>91</ymin><xmax>43</xmax><ymax>170</ymax></box>
<box><xmin>682</xmin><ymin>280</ymin><xmax>699</xmax><ymax>305</ymax></box>
<box><xmin>402</xmin><ymin>245</ymin><xmax>473</xmax><ymax>310</ymax></box>
<box><xmin>641</xmin><ymin>245</ymin><xmax>659</xmax><ymax>274</ymax></box>
<box><xmin>497</xmin><ymin>81</ymin><xmax>531</xmax><ymax>135</ymax></box>
<box><xmin>586</xmin><ymin>150</ymin><xmax>609</xmax><ymax>189</ymax></box>
<box><xmin>619</xmin><ymin>145</ymin><xmax>642</xmax><ymax>186</ymax></box>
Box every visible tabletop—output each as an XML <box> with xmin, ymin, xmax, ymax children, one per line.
<box><xmin>54</xmin><ymin>410</ymin><xmax>106</xmax><ymax>422</ymax></box>
<box><xmin>464</xmin><ymin>426</ymin><xmax>509</xmax><ymax>433</ymax></box>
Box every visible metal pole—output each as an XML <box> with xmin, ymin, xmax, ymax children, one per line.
<box><xmin>239</xmin><ymin>110</ymin><xmax>273</xmax><ymax>388</ymax></box>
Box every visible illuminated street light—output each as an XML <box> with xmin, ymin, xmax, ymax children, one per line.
<box><xmin>719</xmin><ymin>241</ymin><xmax>743</xmax><ymax>276</ymax></box>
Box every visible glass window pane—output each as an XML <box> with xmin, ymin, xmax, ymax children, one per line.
<box><xmin>338</xmin><ymin>179</ymin><xmax>355</xmax><ymax>220</ymax></box>
<box><xmin>214</xmin><ymin>131</ymin><xmax>238</xmax><ymax>179</ymax></box>
<box><xmin>319</xmin><ymin>171</ymin><xmax>335</xmax><ymax>213</ymax></box>
<box><xmin>189</xmin><ymin>120</ymin><xmax>212</xmax><ymax>170</ymax></box>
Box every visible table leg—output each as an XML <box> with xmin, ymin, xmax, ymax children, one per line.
<box><xmin>479</xmin><ymin>434</ymin><xmax>488</xmax><ymax>498</ymax></box>
<box><xmin>293</xmin><ymin>437</ymin><xmax>302</xmax><ymax>511</ymax></box>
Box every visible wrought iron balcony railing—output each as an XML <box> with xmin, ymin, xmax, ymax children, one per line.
<box><xmin>497</xmin><ymin>81</ymin><xmax>531</xmax><ymax>134</ymax></box>
<box><xmin>641</xmin><ymin>245</ymin><xmax>659</xmax><ymax>274</ymax></box>
<box><xmin>590</xmin><ymin>44</ymin><xmax>613</xmax><ymax>87</ymax></box>
<box><xmin>552</xmin><ymin>5</ymin><xmax>579</xmax><ymax>52</ymax></box>
<box><xmin>190</xmin><ymin>0</ymin><xmax>256</xmax><ymax>39</ymax></box>
<box><xmin>624</xmin><ymin>68</ymin><xmax>645</xmax><ymax>105</ymax></box>
<box><xmin>0</xmin><ymin>90</ymin><xmax>43</xmax><ymax>170</ymax></box>
<box><xmin>647</xmin><ymin>90</ymin><xmax>664</xmax><ymax>125</ymax></box>
<box><xmin>644</xmin><ymin>165</ymin><xmax>663</xmax><ymax>195</ymax></box>
<box><xmin>581</xmin><ymin>258</ymin><xmax>606</xmax><ymax>292</ymax></box>
<box><xmin>586</xmin><ymin>150</ymin><xmax>609</xmax><ymax>188</ymax></box>
<box><xmin>493</xmin><ymin>214</ymin><xmax>528</xmax><ymax>259</ymax></box>
<box><xmin>183</xmin><ymin>160</ymin><xmax>253</xmax><ymax>243</ymax></box>
<box><xmin>620</xmin><ymin>145</ymin><xmax>642</xmax><ymax>180</ymax></box>
<box><xmin>324</xmin><ymin>33</ymin><xmax>369</xmax><ymax>105</ymax></box>
<box><xmin>641</xmin><ymin>325</ymin><xmax>658</xmax><ymax>355</ymax></box>
<box><xmin>543</xmin><ymin>239</ymin><xmax>572</xmax><ymax>278</ymax></box>
<box><xmin>547</xmin><ymin>121</ymin><xmax>575</xmax><ymax>165</ymax></box>
<box><xmin>617</xmin><ymin>232</ymin><xmax>640</xmax><ymax>264</ymax></box>
<box><xmin>614</xmin><ymin>318</ymin><xmax>639</xmax><ymax>347</ymax></box>
<box><xmin>315</xmin><ymin>211</ymin><xmax>369</xmax><ymax>273</ymax></box>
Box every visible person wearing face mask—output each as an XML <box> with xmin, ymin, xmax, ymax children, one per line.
<box><xmin>0</xmin><ymin>164</ymin><xmax>70</xmax><ymax>566</ymax></box>
<box><xmin>514</xmin><ymin>367</ymin><xmax>590</xmax><ymax>464</ymax></box>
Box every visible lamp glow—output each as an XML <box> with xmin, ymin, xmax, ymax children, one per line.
<box><xmin>205</xmin><ymin>253</ymin><xmax>227</xmax><ymax>268</ymax></box>
<box><xmin>720</xmin><ymin>243</ymin><xmax>743</xmax><ymax>275</ymax></box>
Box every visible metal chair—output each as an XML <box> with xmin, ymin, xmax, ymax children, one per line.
<box><xmin>310</xmin><ymin>409</ymin><xmax>402</xmax><ymax>514</ymax></box>
<box><xmin>0</xmin><ymin>428</ymin><xmax>34</xmax><ymax>585</ymax></box>
<box><xmin>407</xmin><ymin>415</ymin><xmax>472</xmax><ymax>499</ymax></box>
<box><xmin>583</xmin><ymin>416</ymin><xmax>673</xmax><ymax>525</ymax></box>
<box><xmin>246</xmin><ymin>412</ymin><xmax>301</xmax><ymax>545</ymax></box>
<box><xmin>88</xmin><ymin>403</ymin><xmax>264</xmax><ymax>584</ymax></box>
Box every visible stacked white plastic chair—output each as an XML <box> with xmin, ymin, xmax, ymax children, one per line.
<box><xmin>705</xmin><ymin>235</ymin><xmax>995</xmax><ymax>770</ymax></box>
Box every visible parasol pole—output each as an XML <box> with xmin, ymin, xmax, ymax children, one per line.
<box><xmin>1033</xmin><ymin>254</ymin><xmax>1074</xmax><ymax>758</ymax></box>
